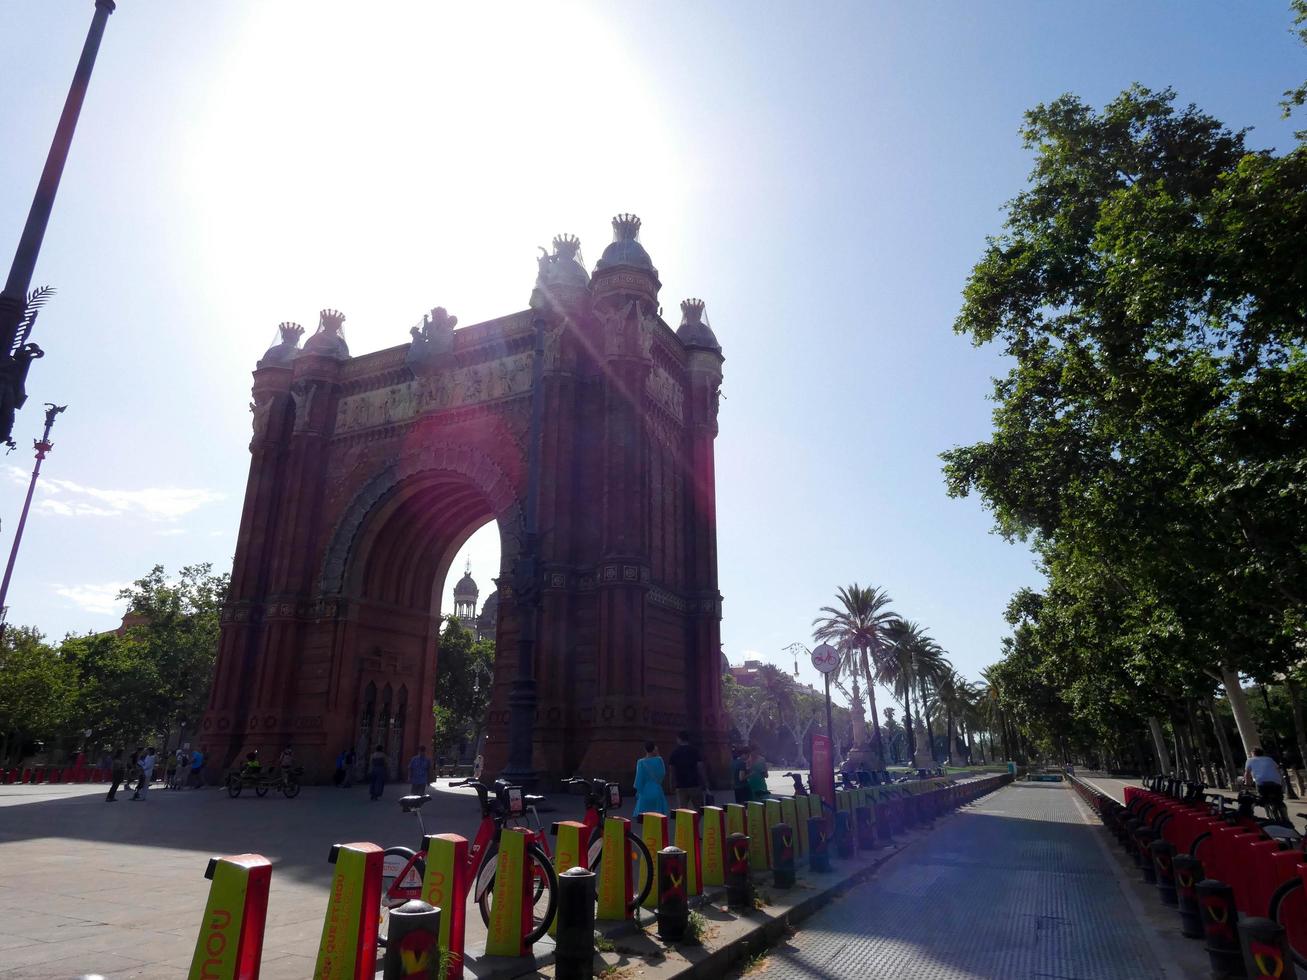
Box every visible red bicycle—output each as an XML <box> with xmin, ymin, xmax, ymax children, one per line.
<box><xmin>551</xmin><ymin>776</ymin><xmax>654</xmax><ymax>910</ymax></box>
<box><xmin>379</xmin><ymin>779</ymin><xmax>558</xmax><ymax>945</ymax></box>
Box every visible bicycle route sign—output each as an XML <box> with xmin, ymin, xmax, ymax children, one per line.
<box><xmin>810</xmin><ymin>644</ymin><xmax>840</xmax><ymax>674</ymax></box>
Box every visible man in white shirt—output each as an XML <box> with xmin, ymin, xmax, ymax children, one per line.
<box><xmin>1244</xmin><ymin>746</ymin><xmax>1284</xmax><ymax>806</ymax></box>
<box><xmin>132</xmin><ymin>747</ymin><xmax>157</xmax><ymax>801</ymax></box>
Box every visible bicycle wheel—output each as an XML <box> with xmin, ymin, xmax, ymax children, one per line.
<box><xmin>377</xmin><ymin>847</ymin><xmax>426</xmax><ymax>948</ymax></box>
<box><xmin>282</xmin><ymin>780</ymin><xmax>301</xmax><ymax>799</ymax></box>
<box><xmin>475</xmin><ymin>843</ymin><xmax>559</xmax><ymax>944</ymax></box>
<box><xmin>1270</xmin><ymin>877</ymin><xmax>1307</xmax><ymax>968</ymax></box>
<box><xmin>586</xmin><ymin>830</ymin><xmax>655</xmax><ymax>912</ymax></box>
<box><xmin>226</xmin><ymin>775</ymin><xmax>242</xmax><ymax>798</ymax></box>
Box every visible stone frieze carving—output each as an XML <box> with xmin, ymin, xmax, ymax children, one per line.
<box><xmin>333</xmin><ymin>351</ymin><xmax>533</xmax><ymax>434</ymax></box>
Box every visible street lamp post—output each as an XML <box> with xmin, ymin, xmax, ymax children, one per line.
<box><xmin>0</xmin><ymin>0</ymin><xmax>115</xmax><ymax>448</ymax></box>
<box><xmin>0</xmin><ymin>403</ymin><xmax>67</xmax><ymax>641</ymax></box>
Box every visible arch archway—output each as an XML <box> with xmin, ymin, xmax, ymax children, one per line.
<box><xmin>203</xmin><ymin>220</ymin><xmax>730</xmax><ymax>782</ymax></box>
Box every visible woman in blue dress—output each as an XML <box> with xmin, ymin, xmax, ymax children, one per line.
<box><xmin>633</xmin><ymin>741</ymin><xmax>668</xmax><ymax>817</ymax></box>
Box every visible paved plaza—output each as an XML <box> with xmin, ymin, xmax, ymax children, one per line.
<box><xmin>751</xmin><ymin>781</ymin><xmax>1200</xmax><ymax>980</ymax></box>
<box><xmin>0</xmin><ymin>777</ymin><xmax>549</xmax><ymax>978</ymax></box>
<box><xmin>0</xmin><ymin>774</ymin><xmax>1206</xmax><ymax>979</ymax></box>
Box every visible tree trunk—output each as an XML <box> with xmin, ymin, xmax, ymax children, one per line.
<box><xmin>1221</xmin><ymin>666</ymin><xmax>1261</xmax><ymax>757</ymax></box>
<box><xmin>1284</xmin><ymin>679</ymin><xmax>1307</xmax><ymax>797</ymax></box>
<box><xmin>1147</xmin><ymin>716</ymin><xmax>1173</xmax><ymax>773</ymax></box>
<box><xmin>861</xmin><ymin>649</ymin><xmax>885</xmax><ymax>768</ymax></box>
<box><xmin>1205</xmin><ymin>697</ymin><xmax>1238</xmax><ymax>788</ymax></box>
<box><xmin>901</xmin><ymin>698</ymin><xmax>916</xmax><ymax>762</ymax></box>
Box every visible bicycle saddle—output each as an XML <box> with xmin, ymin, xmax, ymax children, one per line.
<box><xmin>399</xmin><ymin>794</ymin><xmax>432</xmax><ymax>812</ymax></box>
<box><xmin>524</xmin><ymin>794</ymin><xmax>545</xmax><ymax>804</ymax></box>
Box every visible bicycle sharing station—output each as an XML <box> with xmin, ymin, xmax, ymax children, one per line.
<box><xmin>175</xmin><ymin>770</ymin><xmax>1015</xmax><ymax>980</ymax></box>
<box><xmin>1071</xmin><ymin>772</ymin><xmax>1307</xmax><ymax>979</ymax></box>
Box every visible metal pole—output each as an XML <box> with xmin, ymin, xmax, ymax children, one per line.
<box><xmin>0</xmin><ymin>1</ymin><xmax>114</xmax><ymax>445</ymax></box>
<box><xmin>824</xmin><ymin>673</ymin><xmax>834</xmax><ymax>752</ymax></box>
<box><xmin>502</xmin><ymin>314</ymin><xmax>545</xmax><ymax>784</ymax></box>
<box><xmin>0</xmin><ymin>404</ymin><xmax>66</xmax><ymax>640</ymax></box>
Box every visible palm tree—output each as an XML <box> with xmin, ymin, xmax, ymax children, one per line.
<box><xmin>936</xmin><ymin>668</ymin><xmax>976</xmax><ymax>766</ymax></box>
<box><xmin>812</xmin><ymin>585</ymin><xmax>898</xmax><ymax>767</ymax></box>
<box><xmin>880</xmin><ymin>619</ymin><xmax>949</xmax><ymax>763</ymax></box>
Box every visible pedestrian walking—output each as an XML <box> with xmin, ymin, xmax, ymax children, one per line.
<box><xmin>745</xmin><ymin>745</ymin><xmax>769</xmax><ymax>801</ymax></box>
<box><xmin>408</xmin><ymin>745</ymin><xmax>431</xmax><ymax>795</ymax></box>
<box><xmin>731</xmin><ymin>747</ymin><xmax>750</xmax><ymax>804</ymax></box>
<box><xmin>333</xmin><ymin>748</ymin><xmax>347</xmax><ymax>787</ymax></box>
<box><xmin>633</xmin><ymin>741</ymin><xmax>669</xmax><ymax>817</ymax></box>
<box><xmin>343</xmin><ymin>748</ymin><xmax>355</xmax><ymax>787</ymax></box>
<box><xmin>668</xmin><ymin>730</ymin><xmax>708</xmax><ymax>810</ymax></box>
<box><xmin>164</xmin><ymin>751</ymin><xmax>179</xmax><ymax>790</ymax></box>
<box><xmin>368</xmin><ymin>744</ymin><xmax>388</xmax><ymax>801</ymax></box>
<box><xmin>105</xmin><ymin>748</ymin><xmax>125</xmax><ymax>802</ymax></box>
<box><xmin>188</xmin><ymin>746</ymin><xmax>204</xmax><ymax>788</ymax></box>
<box><xmin>472</xmin><ymin>752</ymin><xmax>484</xmax><ymax>781</ymax></box>
<box><xmin>132</xmin><ymin>747</ymin><xmax>157</xmax><ymax>801</ymax></box>
<box><xmin>126</xmin><ymin>748</ymin><xmax>142</xmax><ymax>794</ymax></box>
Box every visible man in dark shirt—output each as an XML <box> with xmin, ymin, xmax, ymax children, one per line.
<box><xmin>668</xmin><ymin>731</ymin><xmax>708</xmax><ymax>809</ymax></box>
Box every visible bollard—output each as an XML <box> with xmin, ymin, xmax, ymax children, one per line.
<box><xmin>781</xmin><ymin>798</ymin><xmax>804</xmax><ymax>859</ymax></box>
<box><xmin>807</xmin><ymin>817</ymin><xmax>832</xmax><ymax>873</ymax></box>
<box><xmin>673</xmin><ymin>809</ymin><xmax>702</xmax><ymax>898</ymax></box>
<box><xmin>875</xmin><ymin>800</ymin><xmax>894</xmax><ymax>844</ymax></box>
<box><xmin>316</xmin><ymin>843</ymin><xmax>383</xmax><ymax>980</ymax></box>
<box><xmin>725</xmin><ymin>803</ymin><xmax>746</xmax><ymax>839</ymax></box>
<box><xmin>596</xmin><ymin>816</ymin><xmax>634</xmax><ymax>921</ymax></box>
<box><xmin>1150</xmin><ymin>840</ymin><xmax>1178</xmax><ymax>906</ymax></box>
<box><xmin>770</xmin><ymin>824</ymin><xmax>795</xmax><ymax>889</ymax></box>
<box><xmin>1134</xmin><ymin>827</ymin><xmax>1158</xmax><ymax>884</ymax></box>
<box><xmin>486</xmin><ymin>827</ymin><xmax>534</xmax><ymax>956</ymax></box>
<box><xmin>554</xmin><ymin>867</ymin><xmax>596</xmax><ymax>980</ymax></box>
<box><xmin>656</xmin><ymin>846</ymin><xmax>689</xmax><ymax>941</ymax></box>
<box><xmin>764</xmin><ymin>799</ymin><xmax>783</xmax><ymax>862</ymax></box>
<box><xmin>854</xmin><ymin>806</ymin><xmax>877</xmax><ymax>850</ymax></box>
<box><xmin>746</xmin><ymin>802</ymin><xmax>769</xmax><ymax>871</ymax></box>
<box><xmin>421</xmin><ymin>834</ymin><xmax>469</xmax><ymax>980</ymax></box>
<box><xmin>187</xmin><ymin>853</ymin><xmax>271</xmax><ymax>980</ymax></box>
<box><xmin>549</xmin><ymin>822</ymin><xmax>587</xmax><ymax>938</ymax></box>
<box><xmin>382</xmin><ymin>900</ymin><xmax>441</xmax><ymax>979</ymax></box>
<box><xmin>1238</xmin><ymin>916</ymin><xmax>1291</xmax><ymax>980</ymax></box>
<box><xmin>1197</xmin><ymin>879</ymin><xmax>1244</xmax><ymax>978</ymax></box>
<box><xmin>639</xmin><ymin>813</ymin><xmax>669</xmax><ymax>911</ymax></box>
<box><xmin>725</xmin><ymin>833</ymin><xmax>753</xmax><ymax>909</ymax></box>
<box><xmin>701</xmin><ymin>806</ymin><xmax>727</xmax><ymax>887</ymax></box>
<box><xmin>833</xmin><ymin>811</ymin><xmax>855</xmax><ymax>860</ymax></box>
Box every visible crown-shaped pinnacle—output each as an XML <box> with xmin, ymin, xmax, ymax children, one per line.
<box><xmin>680</xmin><ymin>298</ymin><xmax>706</xmax><ymax>325</ymax></box>
<box><xmin>611</xmin><ymin>213</ymin><xmax>642</xmax><ymax>241</ymax></box>
<box><xmin>318</xmin><ymin>309</ymin><xmax>346</xmax><ymax>334</ymax></box>
<box><xmin>552</xmin><ymin>233</ymin><xmax>581</xmax><ymax>258</ymax></box>
<box><xmin>278</xmin><ymin>322</ymin><xmax>304</xmax><ymax>345</ymax></box>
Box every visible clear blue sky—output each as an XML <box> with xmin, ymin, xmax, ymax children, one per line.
<box><xmin>1</xmin><ymin>2</ymin><xmax>1302</xmax><ymax>710</ymax></box>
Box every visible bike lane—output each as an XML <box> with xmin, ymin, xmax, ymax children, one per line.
<box><xmin>757</xmin><ymin>782</ymin><xmax>1192</xmax><ymax>980</ymax></box>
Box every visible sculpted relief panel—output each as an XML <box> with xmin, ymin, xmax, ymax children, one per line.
<box><xmin>334</xmin><ymin>351</ymin><xmax>533</xmax><ymax>434</ymax></box>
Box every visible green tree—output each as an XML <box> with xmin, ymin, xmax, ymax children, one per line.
<box><xmin>813</xmin><ymin>585</ymin><xmax>898</xmax><ymax>766</ymax></box>
<box><xmin>431</xmin><ymin>616</ymin><xmax>494</xmax><ymax>756</ymax></box>
<box><xmin>0</xmin><ymin>626</ymin><xmax>73</xmax><ymax>762</ymax></box>
<box><xmin>943</xmin><ymin>78</ymin><xmax>1307</xmax><ymax>754</ymax></box>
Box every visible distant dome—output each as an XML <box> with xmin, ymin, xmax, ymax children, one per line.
<box><xmin>453</xmin><ymin>571</ymin><xmax>478</xmax><ymax>599</ymax></box>
<box><xmin>675</xmin><ymin>298</ymin><xmax>721</xmax><ymax>352</ymax></box>
<box><xmin>595</xmin><ymin>213</ymin><xmax>657</xmax><ymax>275</ymax></box>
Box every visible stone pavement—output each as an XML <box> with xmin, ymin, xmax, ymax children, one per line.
<box><xmin>746</xmin><ymin>781</ymin><xmax>1193</xmax><ymax>980</ymax></box>
<box><xmin>0</xmin><ymin>769</ymin><xmax>812</xmax><ymax>978</ymax></box>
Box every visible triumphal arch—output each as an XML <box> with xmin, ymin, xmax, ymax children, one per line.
<box><xmin>201</xmin><ymin>215</ymin><xmax>728</xmax><ymax>783</ymax></box>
